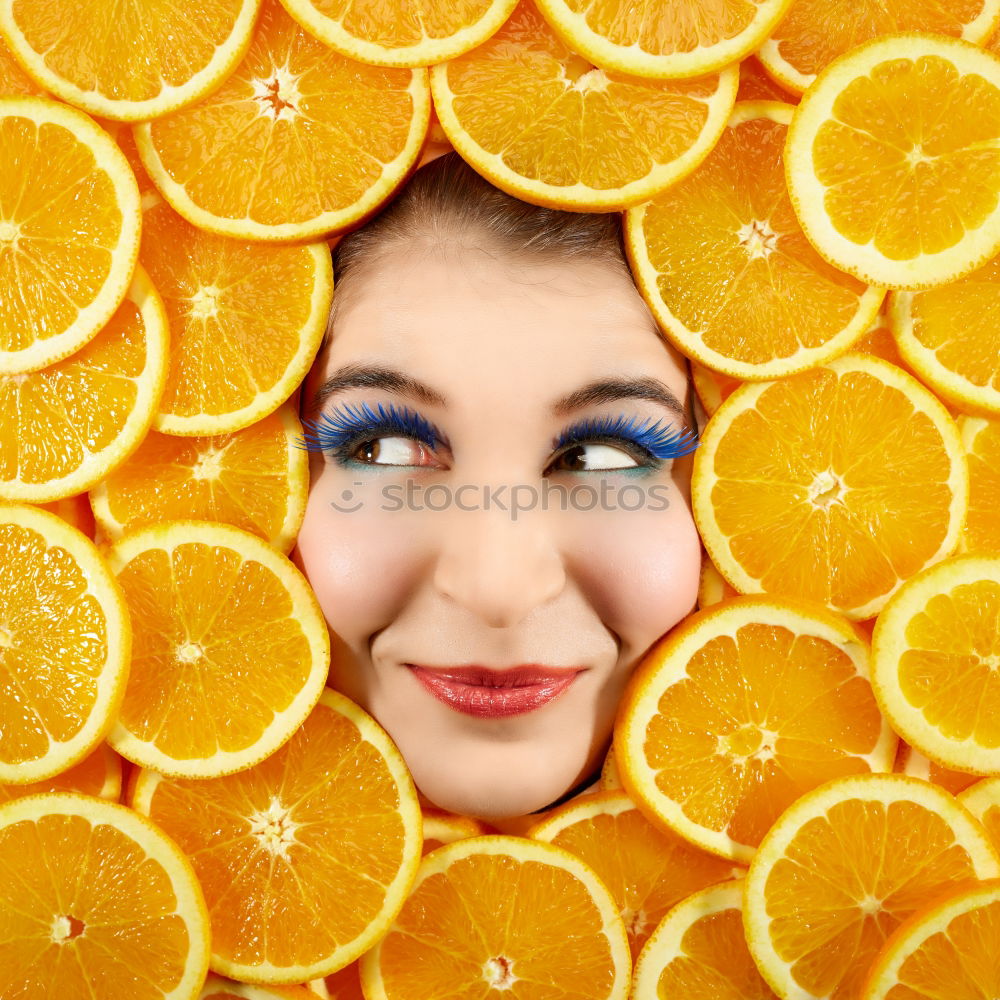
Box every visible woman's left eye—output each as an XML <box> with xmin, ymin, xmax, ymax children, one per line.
<box><xmin>549</xmin><ymin>442</ymin><xmax>642</xmax><ymax>472</ymax></box>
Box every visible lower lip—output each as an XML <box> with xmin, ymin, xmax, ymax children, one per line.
<box><xmin>407</xmin><ymin>667</ymin><xmax>580</xmax><ymax>719</ymax></box>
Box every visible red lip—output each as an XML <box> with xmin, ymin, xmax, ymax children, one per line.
<box><xmin>406</xmin><ymin>664</ymin><xmax>583</xmax><ymax>718</ymax></box>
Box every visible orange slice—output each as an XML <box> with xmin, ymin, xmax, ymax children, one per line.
<box><xmin>528</xmin><ymin>790</ymin><xmax>741</xmax><ymax>959</ymax></box>
<box><xmin>889</xmin><ymin>256</ymin><xmax>1000</xmax><ymax>415</ymax></box>
<box><xmin>90</xmin><ymin>403</ymin><xmax>308</xmax><ymax>553</ymax></box>
<box><xmin>37</xmin><ymin>494</ymin><xmax>96</xmax><ymax>539</ymax></box>
<box><xmin>737</xmin><ymin>56</ymin><xmax>798</xmax><ymax>103</ymax></box>
<box><xmin>135</xmin><ymin>0</ymin><xmax>429</xmax><ymax>242</ymax></box>
<box><xmin>0</xmin><ymin>791</ymin><xmax>210</xmax><ymax>998</ymax></box>
<box><xmin>308</xmin><ymin>962</ymin><xmax>364</xmax><ymax>999</ymax></box>
<box><xmin>104</xmin><ymin>519</ymin><xmax>329</xmax><ymax>777</ymax></box>
<box><xmin>691</xmin><ymin>353</ymin><xmax>968</xmax><ymax>620</ymax></box>
<box><xmin>0</xmin><ymin>32</ymin><xmax>41</xmax><ymax>95</ymax></box>
<box><xmin>422</xmin><ymin>809</ymin><xmax>489</xmax><ymax>855</ymax></box>
<box><xmin>697</xmin><ymin>555</ymin><xmax>739</xmax><ymax>609</ymax></box>
<box><xmin>429</xmin><ymin>0</ymin><xmax>738</xmax><ymax>211</ymax></box>
<box><xmin>616</xmin><ymin>594</ymin><xmax>896</xmax><ymax>863</ymax></box>
<box><xmin>0</xmin><ymin>742</ymin><xmax>121</xmax><ymax>805</ymax></box>
<box><xmin>200</xmin><ymin>973</ymin><xmax>317</xmax><ymax>999</ymax></box>
<box><xmin>0</xmin><ymin>96</ymin><xmax>141</xmax><ymax>374</ymax></box>
<box><xmin>959</xmin><ymin>415</ymin><xmax>1000</xmax><ymax>553</ymax></box>
<box><xmin>626</xmin><ymin>102</ymin><xmax>884</xmax><ymax>379</ymax></box>
<box><xmin>759</xmin><ymin>0</ymin><xmax>1000</xmax><ymax>94</ymax></box>
<box><xmin>896</xmin><ymin>743</ymin><xmax>979</xmax><ymax>796</ymax></box>
<box><xmin>862</xmin><ymin>879</ymin><xmax>1000</xmax><ymax>999</ymax></box>
<box><xmin>785</xmin><ymin>34</ymin><xmax>1000</xmax><ymax>290</ymax></box>
<box><xmin>958</xmin><ymin>778</ymin><xmax>1000</xmax><ymax>852</ymax></box>
<box><xmin>1</xmin><ymin>266</ymin><xmax>169</xmax><ymax>503</ymax></box>
<box><xmin>853</xmin><ymin>314</ymin><xmax>910</xmax><ymax>370</ymax></box>
<box><xmin>691</xmin><ymin>362</ymin><xmax>741</xmax><ymax>418</ymax></box>
<box><xmin>600</xmin><ymin>742</ymin><xmax>623</xmax><ymax>791</ymax></box>
<box><xmin>132</xmin><ymin>688</ymin><xmax>422</xmax><ymax>984</ymax></box>
<box><xmin>359</xmin><ymin>834</ymin><xmax>631</xmax><ymax>1000</ymax></box>
<box><xmin>280</xmin><ymin>0</ymin><xmax>519</xmax><ymax>66</ymax></box>
<box><xmin>0</xmin><ymin>504</ymin><xmax>130</xmax><ymax>784</ymax></box>
<box><xmin>532</xmin><ymin>0</ymin><xmax>794</xmax><ymax>79</ymax></box>
<box><xmin>138</xmin><ymin>195</ymin><xmax>332</xmax><ymax>436</ymax></box>
<box><xmin>631</xmin><ymin>880</ymin><xmax>778</xmax><ymax>1000</ymax></box>
<box><xmin>744</xmin><ymin>773</ymin><xmax>1000</xmax><ymax>1000</ymax></box>
<box><xmin>872</xmin><ymin>553</ymin><xmax>1000</xmax><ymax>774</ymax></box>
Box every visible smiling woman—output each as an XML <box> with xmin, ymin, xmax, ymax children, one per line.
<box><xmin>291</xmin><ymin>151</ymin><xmax>702</xmax><ymax>820</ymax></box>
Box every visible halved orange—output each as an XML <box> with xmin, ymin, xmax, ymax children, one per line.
<box><xmin>0</xmin><ymin>791</ymin><xmax>210</xmax><ymax>998</ymax></box>
<box><xmin>626</xmin><ymin>101</ymin><xmax>884</xmax><ymax>379</ymax></box>
<box><xmin>759</xmin><ymin>0</ymin><xmax>1000</xmax><ymax>94</ymax></box>
<box><xmin>532</xmin><ymin>0</ymin><xmax>794</xmax><ymax>79</ymax></box>
<box><xmin>1</xmin><ymin>266</ymin><xmax>169</xmax><ymax>503</ymax></box>
<box><xmin>0</xmin><ymin>742</ymin><xmax>122</xmax><ymax>805</ymax></box>
<box><xmin>889</xmin><ymin>255</ymin><xmax>1000</xmax><ymax>415</ymax></box>
<box><xmin>0</xmin><ymin>96</ymin><xmax>141</xmax><ymax>374</ymax></box>
<box><xmin>785</xmin><ymin>33</ymin><xmax>1000</xmax><ymax>290</ymax></box>
<box><xmin>528</xmin><ymin>790</ymin><xmax>741</xmax><ymax>959</ymax></box>
<box><xmin>691</xmin><ymin>353</ymin><xmax>968</xmax><ymax>620</ymax></box>
<box><xmin>280</xmin><ymin>0</ymin><xmax>519</xmax><ymax>67</ymax></box>
<box><xmin>0</xmin><ymin>504</ymin><xmax>130</xmax><ymax>784</ymax></box>
<box><xmin>616</xmin><ymin>595</ymin><xmax>896</xmax><ymax>863</ymax></box>
<box><xmin>0</xmin><ymin>32</ymin><xmax>41</xmax><ymax>95</ymax></box>
<box><xmin>430</xmin><ymin>0</ymin><xmax>738</xmax><ymax>211</ymax></box>
<box><xmin>90</xmin><ymin>403</ymin><xmax>308</xmax><ymax>554</ymax></box>
<box><xmin>135</xmin><ymin>0</ymin><xmax>430</xmax><ymax>242</ymax></box>
<box><xmin>138</xmin><ymin>194</ymin><xmax>332</xmax><ymax>436</ymax></box>
<box><xmin>631</xmin><ymin>880</ymin><xmax>778</xmax><ymax>1000</ymax></box>
<box><xmin>958</xmin><ymin>777</ymin><xmax>1000</xmax><ymax>852</ymax></box>
<box><xmin>131</xmin><ymin>688</ymin><xmax>423</xmax><ymax>984</ymax></box>
<box><xmin>959</xmin><ymin>415</ymin><xmax>1000</xmax><ymax>553</ymax></box>
<box><xmin>359</xmin><ymin>835</ymin><xmax>631</xmax><ymax>1000</ymax></box>
<box><xmin>896</xmin><ymin>742</ymin><xmax>979</xmax><ymax>796</ymax></box>
<box><xmin>872</xmin><ymin>553</ymin><xmax>1000</xmax><ymax>774</ymax></box>
<box><xmin>744</xmin><ymin>773</ymin><xmax>1000</xmax><ymax>1000</ymax></box>
<box><xmin>862</xmin><ymin>879</ymin><xmax>1000</xmax><ymax>999</ymax></box>
<box><xmin>200</xmin><ymin>973</ymin><xmax>317</xmax><ymax>999</ymax></box>
<box><xmin>104</xmin><ymin>519</ymin><xmax>329</xmax><ymax>778</ymax></box>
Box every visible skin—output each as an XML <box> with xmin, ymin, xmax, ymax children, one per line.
<box><xmin>291</xmin><ymin>233</ymin><xmax>701</xmax><ymax>820</ymax></box>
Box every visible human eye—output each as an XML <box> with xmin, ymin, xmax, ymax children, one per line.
<box><xmin>547</xmin><ymin>413</ymin><xmax>699</xmax><ymax>474</ymax></box>
<box><xmin>294</xmin><ymin>401</ymin><xmax>447</xmax><ymax>468</ymax></box>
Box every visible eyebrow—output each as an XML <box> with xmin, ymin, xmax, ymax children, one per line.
<box><xmin>306</xmin><ymin>363</ymin><xmax>690</xmax><ymax>426</ymax></box>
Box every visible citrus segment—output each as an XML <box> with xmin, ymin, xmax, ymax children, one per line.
<box><xmin>532</xmin><ymin>0</ymin><xmax>795</xmax><ymax>79</ymax></box>
<box><xmin>279</xmin><ymin>0</ymin><xmax>519</xmax><ymax>66</ymax></box>
<box><xmin>896</xmin><ymin>743</ymin><xmax>979</xmax><ymax>796</ymax></box>
<box><xmin>600</xmin><ymin>743</ymin><xmax>623</xmax><ymax>790</ymax></box>
<box><xmin>785</xmin><ymin>34</ymin><xmax>1000</xmax><ymax>289</ymax></box>
<box><xmin>616</xmin><ymin>595</ymin><xmax>895</xmax><ymax>862</ymax></box>
<box><xmin>0</xmin><ymin>32</ymin><xmax>41</xmax><ymax>95</ymax></box>
<box><xmin>691</xmin><ymin>353</ymin><xmax>968</xmax><ymax>619</ymax></box>
<box><xmin>631</xmin><ymin>880</ymin><xmax>778</xmax><ymax>1000</ymax></box>
<box><xmin>0</xmin><ymin>504</ymin><xmax>130</xmax><ymax>784</ymax></box>
<box><xmin>0</xmin><ymin>742</ymin><xmax>121</xmax><ymax>804</ymax></box>
<box><xmin>744</xmin><ymin>773</ymin><xmax>1000</xmax><ymax>1000</ymax></box>
<box><xmin>0</xmin><ymin>791</ymin><xmax>210</xmax><ymax>999</ymax></box>
<box><xmin>626</xmin><ymin>102</ymin><xmax>884</xmax><ymax>379</ymax></box>
<box><xmin>135</xmin><ymin>0</ymin><xmax>430</xmax><ymax>241</ymax></box>
<box><xmin>131</xmin><ymin>688</ymin><xmax>423</xmax><ymax>983</ymax></box>
<box><xmin>0</xmin><ymin>96</ymin><xmax>141</xmax><ymax>374</ymax></box>
<box><xmin>959</xmin><ymin>415</ymin><xmax>1000</xmax><ymax>553</ymax></box>
<box><xmin>528</xmin><ymin>791</ymin><xmax>741</xmax><ymax>959</ymax></box>
<box><xmin>852</xmin><ymin>315</ymin><xmax>910</xmax><ymax>370</ymax></box>
<box><xmin>104</xmin><ymin>519</ymin><xmax>329</xmax><ymax>777</ymax></box>
<box><xmin>359</xmin><ymin>835</ymin><xmax>631</xmax><ymax>1000</ymax></box>
<box><xmin>429</xmin><ymin>0</ymin><xmax>738</xmax><ymax>211</ymax></box>
<box><xmin>1</xmin><ymin>266</ymin><xmax>168</xmax><ymax>503</ymax></box>
<box><xmin>872</xmin><ymin>554</ymin><xmax>1000</xmax><ymax>774</ymax></box>
<box><xmin>958</xmin><ymin>778</ymin><xmax>1000</xmax><ymax>853</ymax></box>
<box><xmin>90</xmin><ymin>403</ymin><xmax>308</xmax><ymax>553</ymax></box>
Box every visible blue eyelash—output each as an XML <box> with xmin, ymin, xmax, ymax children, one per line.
<box><xmin>553</xmin><ymin>414</ymin><xmax>700</xmax><ymax>463</ymax></box>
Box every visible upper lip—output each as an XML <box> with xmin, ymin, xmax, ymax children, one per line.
<box><xmin>405</xmin><ymin>664</ymin><xmax>584</xmax><ymax>687</ymax></box>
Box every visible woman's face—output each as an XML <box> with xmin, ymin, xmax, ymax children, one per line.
<box><xmin>292</xmin><ymin>237</ymin><xmax>701</xmax><ymax>819</ymax></box>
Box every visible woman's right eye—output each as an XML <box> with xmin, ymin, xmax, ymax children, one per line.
<box><xmin>347</xmin><ymin>436</ymin><xmax>440</xmax><ymax>467</ymax></box>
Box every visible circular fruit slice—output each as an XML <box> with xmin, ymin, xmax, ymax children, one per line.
<box><xmin>626</xmin><ymin>101</ymin><xmax>885</xmax><ymax>379</ymax></box>
<box><xmin>135</xmin><ymin>0</ymin><xmax>430</xmax><ymax>242</ymax></box>
<box><xmin>616</xmin><ymin>595</ymin><xmax>896</xmax><ymax>863</ymax></box>
<box><xmin>528</xmin><ymin>790</ymin><xmax>741</xmax><ymax>959</ymax></box>
<box><xmin>631</xmin><ymin>880</ymin><xmax>778</xmax><ymax>1000</ymax></box>
<box><xmin>959</xmin><ymin>415</ymin><xmax>1000</xmax><ymax>553</ymax></box>
<box><xmin>872</xmin><ymin>554</ymin><xmax>1000</xmax><ymax>774</ymax></box>
<box><xmin>0</xmin><ymin>791</ymin><xmax>210</xmax><ymax>998</ymax></box>
<box><xmin>200</xmin><ymin>972</ymin><xmax>317</xmax><ymax>998</ymax></box>
<box><xmin>0</xmin><ymin>96</ymin><xmax>141</xmax><ymax>374</ymax></box>
<box><xmin>759</xmin><ymin>0</ymin><xmax>1000</xmax><ymax>94</ymax></box>
<box><xmin>131</xmin><ymin>688</ymin><xmax>423</xmax><ymax>984</ymax></box>
<box><xmin>895</xmin><ymin>742</ymin><xmax>978</xmax><ymax>796</ymax></box>
<box><xmin>0</xmin><ymin>504</ymin><xmax>130</xmax><ymax>784</ymax></box>
<box><xmin>90</xmin><ymin>403</ymin><xmax>308</xmax><ymax>553</ymax></box>
<box><xmin>958</xmin><ymin>778</ymin><xmax>1000</xmax><ymax>852</ymax></box>
<box><xmin>279</xmin><ymin>0</ymin><xmax>519</xmax><ymax>66</ymax></box>
<box><xmin>0</xmin><ymin>0</ymin><xmax>261</xmax><ymax>121</ymax></box>
<box><xmin>429</xmin><ymin>0</ymin><xmax>738</xmax><ymax>211</ymax></box>
<box><xmin>691</xmin><ymin>353</ymin><xmax>968</xmax><ymax>620</ymax></box>
<box><xmin>360</xmin><ymin>834</ymin><xmax>631</xmax><ymax>1000</ymax></box>
<box><xmin>0</xmin><ymin>742</ymin><xmax>122</xmax><ymax>805</ymax></box>
<box><xmin>862</xmin><ymin>879</ymin><xmax>1000</xmax><ymax>999</ymax></box>
<box><xmin>600</xmin><ymin>743</ymin><xmax>623</xmax><ymax>791</ymax></box>
<box><xmin>785</xmin><ymin>33</ymin><xmax>1000</xmax><ymax>290</ymax></box>
<box><xmin>1</xmin><ymin>265</ymin><xmax>169</xmax><ymax>503</ymax></box>
<box><xmin>532</xmin><ymin>0</ymin><xmax>794</xmax><ymax>80</ymax></box>
<box><xmin>104</xmin><ymin>519</ymin><xmax>329</xmax><ymax>778</ymax></box>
